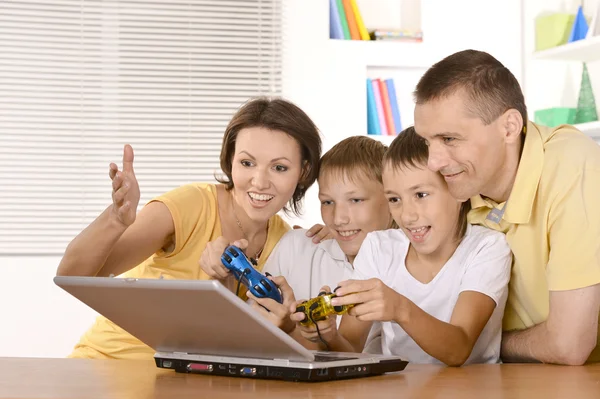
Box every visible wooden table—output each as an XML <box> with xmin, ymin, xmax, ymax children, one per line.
<box><xmin>1</xmin><ymin>357</ymin><xmax>599</xmax><ymax>398</ymax></box>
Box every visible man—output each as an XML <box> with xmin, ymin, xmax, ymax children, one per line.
<box><xmin>413</xmin><ymin>49</ymin><xmax>600</xmax><ymax>365</ymax></box>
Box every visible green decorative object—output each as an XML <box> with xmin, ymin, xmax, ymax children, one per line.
<box><xmin>575</xmin><ymin>63</ymin><xmax>599</xmax><ymax>124</ymax></box>
<box><xmin>535</xmin><ymin>13</ymin><xmax>575</xmax><ymax>51</ymax></box>
<box><xmin>534</xmin><ymin>107</ymin><xmax>577</xmax><ymax>127</ymax></box>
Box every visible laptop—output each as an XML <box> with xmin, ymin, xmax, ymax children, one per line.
<box><xmin>54</xmin><ymin>276</ymin><xmax>408</xmax><ymax>382</ymax></box>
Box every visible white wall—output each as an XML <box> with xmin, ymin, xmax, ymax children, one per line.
<box><xmin>2</xmin><ymin>0</ymin><xmax>525</xmax><ymax>358</ymax></box>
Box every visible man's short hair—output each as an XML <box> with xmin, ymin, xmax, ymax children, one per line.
<box><xmin>414</xmin><ymin>49</ymin><xmax>527</xmax><ymax>125</ymax></box>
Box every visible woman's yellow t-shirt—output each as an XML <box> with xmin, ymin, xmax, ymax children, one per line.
<box><xmin>69</xmin><ymin>183</ymin><xmax>290</xmax><ymax>360</ymax></box>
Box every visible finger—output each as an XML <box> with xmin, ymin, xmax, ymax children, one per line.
<box><xmin>331</xmin><ymin>292</ymin><xmax>366</xmax><ymax>307</ymax></box>
<box><xmin>290</xmin><ymin>312</ymin><xmax>308</xmax><ymax>322</ymax></box>
<box><xmin>250</xmin><ymin>300</ymin><xmax>272</xmax><ymax>319</ymax></box>
<box><xmin>313</xmin><ymin>226</ymin><xmax>330</xmax><ymax>243</ymax></box>
<box><xmin>306</xmin><ymin>224</ymin><xmax>324</xmax><ymax>237</ymax></box>
<box><xmin>112</xmin><ymin>172</ymin><xmax>124</xmax><ymax>192</ymax></box>
<box><xmin>249</xmin><ymin>293</ymin><xmax>279</xmax><ymax>313</ymax></box>
<box><xmin>319</xmin><ymin>285</ymin><xmax>332</xmax><ymax>295</ymax></box>
<box><xmin>109</xmin><ymin>163</ymin><xmax>118</xmax><ymax>179</ymax></box>
<box><xmin>334</xmin><ymin>279</ymin><xmax>376</xmax><ymax>297</ymax></box>
<box><xmin>112</xmin><ymin>182</ymin><xmax>130</xmax><ymax>205</ymax></box>
<box><xmin>293</xmin><ymin>225</ymin><xmax>303</xmax><ymax>230</ymax></box>
<box><xmin>122</xmin><ymin>144</ymin><xmax>135</xmax><ymax>174</ymax></box>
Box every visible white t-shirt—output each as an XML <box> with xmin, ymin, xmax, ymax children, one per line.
<box><xmin>352</xmin><ymin>224</ymin><xmax>512</xmax><ymax>364</ymax></box>
<box><xmin>263</xmin><ymin>229</ymin><xmax>382</xmax><ymax>353</ymax></box>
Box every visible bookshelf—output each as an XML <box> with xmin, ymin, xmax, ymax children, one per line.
<box><xmin>533</xmin><ymin>35</ymin><xmax>600</xmax><ymax>62</ymax></box>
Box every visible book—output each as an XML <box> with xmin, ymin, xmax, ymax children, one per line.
<box><xmin>385</xmin><ymin>79</ymin><xmax>402</xmax><ymax>133</ymax></box>
<box><xmin>371</xmin><ymin>79</ymin><xmax>388</xmax><ymax>135</ymax></box>
<box><xmin>350</xmin><ymin>0</ymin><xmax>370</xmax><ymax>40</ymax></box>
<box><xmin>366</xmin><ymin>79</ymin><xmax>381</xmax><ymax>134</ymax></box>
<box><xmin>342</xmin><ymin>0</ymin><xmax>361</xmax><ymax>40</ymax></box>
<box><xmin>379</xmin><ymin>79</ymin><xmax>396</xmax><ymax>135</ymax></box>
<box><xmin>335</xmin><ymin>0</ymin><xmax>351</xmax><ymax>40</ymax></box>
<box><xmin>329</xmin><ymin>0</ymin><xmax>344</xmax><ymax>39</ymax></box>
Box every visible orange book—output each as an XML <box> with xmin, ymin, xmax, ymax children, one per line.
<box><xmin>378</xmin><ymin>79</ymin><xmax>396</xmax><ymax>135</ymax></box>
<box><xmin>350</xmin><ymin>0</ymin><xmax>370</xmax><ymax>40</ymax></box>
<box><xmin>342</xmin><ymin>0</ymin><xmax>360</xmax><ymax>40</ymax></box>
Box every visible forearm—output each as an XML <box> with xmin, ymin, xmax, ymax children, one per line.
<box><xmin>328</xmin><ymin>332</ymin><xmax>360</xmax><ymax>353</ymax></box>
<box><xmin>57</xmin><ymin>205</ymin><xmax>128</xmax><ymax>277</ymax></box>
<box><xmin>397</xmin><ymin>299</ymin><xmax>474</xmax><ymax>366</ymax></box>
<box><xmin>289</xmin><ymin>327</ymin><xmax>322</xmax><ymax>350</ymax></box>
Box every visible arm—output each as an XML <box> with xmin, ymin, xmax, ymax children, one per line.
<box><xmin>502</xmin><ymin>168</ymin><xmax>600</xmax><ymax>365</ymax></box>
<box><xmin>333</xmin><ymin>279</ymin><xmax>496</xmax><ymax>366</ymax></box>
<box><xmin>396</xmin><ymin>291</ymin><xmax>495</xmax><ymax>366</ymax></box>
<box><xmin>56</xmin><ymin>145</ymin><xmax>175</xmax><ymax>277</ymax></box>
<box><xmin>501</xmin><ymin>284</ymin><xmax>600</xmax><ymax>365</ymax></box>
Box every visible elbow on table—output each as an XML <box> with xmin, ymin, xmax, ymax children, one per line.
<box><xmin>553</xmin><ymin>336</ymin><xmax>595</xmax><ymax>366</ymax></box>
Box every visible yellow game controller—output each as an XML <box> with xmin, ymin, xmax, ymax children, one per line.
<box><xmin>295</xmin><ymin>291</ymin><xmax>354</xmax><ymax>327</ymax></box>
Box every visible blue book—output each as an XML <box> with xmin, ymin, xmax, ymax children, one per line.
<box><xmin>385</xmin><ymin>79</ymin><xmax>402</xmax><ymax>133</ymax></box>
<box><xmin>366</xmin><ymin>79</ymin><xmax>381</xmax><ymax>135</ymax></box>
<box><xmin>568</xmin><ymin>6</ymin><xmax>589</xmax><ymax>42</ymax></box>
<box><xmin>329</xmin><ymin>0</ymin><xmax>344</xmax><ymax>40</ymax></box>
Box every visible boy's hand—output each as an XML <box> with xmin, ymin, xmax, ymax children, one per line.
<box><xmin>290</xmin><ymin>285</ymin><xmax>339</xmax><ymax>345</ymax></box>
<box><xmin>247</xmin><ymin>275</ymin><xmax>297</xmax><ymax>334</ymax></box>
<box><xmin>332</xmin><ymin>279</ymin><xmax>407</xmax><ymax>322</ymax></box>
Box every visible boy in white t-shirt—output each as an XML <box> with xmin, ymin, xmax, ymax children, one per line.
<box><xmin>248</xmin><ymin>136</ymin><xmax>394</xmax><ymax>351</ymax></box>
<box><xmin>292</xmin><ymin>127</ymin><xmax>512</xmax><ymax>365</ymax></box>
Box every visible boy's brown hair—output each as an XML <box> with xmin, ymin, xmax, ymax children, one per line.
<box><xmin>384</xmin><ymin>127</ymin><xmax>470</xmax><ymax>239</ymax></box>
<box><xmin>414</xmin><ymin>49</ymin><xmax>527</xmax><ymax>126</ymax></box>
<box><xmin>318</xmin><ymin>135</ymin><xmax>387</xmax><ymax>185</ymax></box>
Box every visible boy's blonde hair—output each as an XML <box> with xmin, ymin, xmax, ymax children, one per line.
<box><xmin>318</xmin><ymin>136</ymin><xmax>387</xmax><ymax>184</ymax></box>
<box><xmin>383</xmin><ymin>127</ymin><xmax>470</xmax><ymax>239</ymax></box>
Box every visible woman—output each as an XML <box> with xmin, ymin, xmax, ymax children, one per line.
<box><xmin>57</xmin><ymin>97</ymin><xmax>323</xmax><ymax>359</ymax></box>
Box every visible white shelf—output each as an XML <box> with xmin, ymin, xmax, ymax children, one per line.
<box><xmin>574</xmin><ymin>120</ymin><xmax>600</xmax><ymax>138</ymax></box>
<box><xmin>533</xmin><ymin>35</ymin><xmax>600</xmax><ymax>62</ymax></box>
<box><xmin>329</xmin><ymin>39</ymin><xmax>434</xmax><ymax>68</ymax></box>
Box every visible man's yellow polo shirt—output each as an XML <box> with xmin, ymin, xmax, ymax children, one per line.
<box><xmin>468</xmin><ymin>121</ymin><xmax>600</xmax><ymax>362</ymax></box>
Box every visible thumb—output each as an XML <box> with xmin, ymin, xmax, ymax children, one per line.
<box><xmin>122</xmin><ymin>144</ymin><xmax>135</xmax><ymax>173</ymax></box>
<box><xmin>233</xmin><ymin>238</ymin><xmax>248</xmax><ymax>250</ymax></box>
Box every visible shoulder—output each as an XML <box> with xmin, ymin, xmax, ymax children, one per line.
<box><xmin>267</xmin><ymin>214</ymin><xmax>292</xmax><ymax>242</ymax></box>
<box><xmin>365</xmin><ymin>228</ymin><xmax>410</xmax><ymax>247</ymax></box>
<box><xmin>274</xmin><ymin>228</ymin><xmax>314</xmax><ymax>251</ymax></box>
<box><xmin>541</xmin><ymin>124</ymin><xmax>600</xmax><ymax>175</ymax></box>
<box><xmin>362</xmin><ymin>229</ymin><xmax>410</xmax><ymax>259</ymax></box>
<box><xmin>460</xmin><ymin>225</ymin><xmax>511</xmax><ymax>260</ymax></box>
<box><xmin>153</xmin><ymin>183</ymin><xmax>217</xmax><ymax>207</ymax></box>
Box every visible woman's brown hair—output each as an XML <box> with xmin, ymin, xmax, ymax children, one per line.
<box><xmin>217</xmin><ymin>97</ymin><xmax>322</xmax><ymax>215</ymax></box>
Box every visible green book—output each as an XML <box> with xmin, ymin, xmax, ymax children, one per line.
<box><xmin>336</xmin><ymin>0</ymin><xmax>351</xmax><ymax>40</ymax></box>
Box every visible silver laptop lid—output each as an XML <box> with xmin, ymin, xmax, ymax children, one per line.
<box><xmin>54</xmin><ymin>276</ymin><xmax>314</xmax><ymax>362</ymax></box>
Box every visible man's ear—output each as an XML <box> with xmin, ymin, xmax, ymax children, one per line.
<box><xmin>502</xmin><ymin>109</ymin><xmax>524</xmax><ymax>145</ymax></box>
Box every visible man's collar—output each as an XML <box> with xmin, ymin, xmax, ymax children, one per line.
<box><xmin>470</xmin><ymin>121</ymin><xmax>544</xmax><ymax>224</ymax></box>
<box><xmin>317</xmin><ymin>238</ymin><xmax>349</xmax><ymax>262</ymax></box>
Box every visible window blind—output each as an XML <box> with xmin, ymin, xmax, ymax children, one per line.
<box><xmin>0</xmin><ymin>0</ymin><xmax>282</xmax><ymax>254</ymax></box>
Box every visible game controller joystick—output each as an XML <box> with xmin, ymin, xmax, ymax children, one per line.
<box><xmin>221</xmin><ymin>245</ymin><xmax>283</xmax><ymax>303</ymax></box>
<box><xmin>295</xmin><ymin>291</ymin><xmax>353</xmax><ymax>327</ymax></box>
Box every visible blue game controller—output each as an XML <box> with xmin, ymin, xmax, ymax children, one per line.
<box><xmin>221</xmin><ymin>245</ymin><xmax>283</xmax><ymax>303</ymax></box>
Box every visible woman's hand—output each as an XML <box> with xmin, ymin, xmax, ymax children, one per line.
<box><xmin>199</xmin><ymin>237</ymin><xmax>247</xmax><ymax>280</ymax></box>
<box><xmin>109</xmin><ymin>144</ymin><xmax>140</xmax><ymax>227</ymax></box>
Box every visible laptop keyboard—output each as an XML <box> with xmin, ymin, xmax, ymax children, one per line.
<box><xmin>313</xmin><ymin>354</ymin><xmax>358</xmax><ymax>362</ymax></box>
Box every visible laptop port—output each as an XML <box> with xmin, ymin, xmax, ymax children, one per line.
<box><xmin>186</xmin><ymin>363</ymin><xmax>213</xmax><ymax>373</ymax></box>
<box><xmin>162</xmin><ymin>360</ymin><xmax>172</xmax><ymax>368</ymax></box>
<box><xmin>316</xmin><ymin>369</ymin><xmax>328</xmax><ymax>376</ymax></box>
<box><xmin>240</xmin><ymin>367</ymin><xmax>256</xmax><ymax>376</ymax></box>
